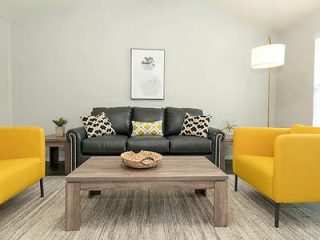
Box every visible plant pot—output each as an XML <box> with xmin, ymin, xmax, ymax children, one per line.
<box><xmin>224</xmin><ymin>133</ymin><xmax>233</xmax><ymax>140</ymax></box>
<box><xmin>55</xmin><ymin>126</ymin><xmax>65</xmax><ymax>137</ymax></box>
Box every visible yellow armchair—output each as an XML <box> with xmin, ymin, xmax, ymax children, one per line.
<box><xmin>233</xmin><ymin>125</ymin><xmax>320</xmax><ymax>227</ymax></box>
<box><xmin>0</xmin><ymin>127</ymin><xmax>45</xmax><ymax>205</ymax></box>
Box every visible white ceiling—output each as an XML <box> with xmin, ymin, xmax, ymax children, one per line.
<box><xmin>0</xmin><ymin>0</ymin><xmax>70</xmax><ymax>19</ymax></box>
<box><xmin>214</xmin><ymin>0</ymin><xmax>320</xmax><ymax>32</ymax></box>
<box><xmin>0</xmin><ymin>0</ymin><xmax>319</xmax><ymax>32</ymax></box>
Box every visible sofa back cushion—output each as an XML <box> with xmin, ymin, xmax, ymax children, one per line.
<box><xmin>132</xmin><ymin>107</ymin><xmax>165</xmax><ymax>132</ymax></box>
<box><xmin>165</xmin><ymin>107</ymin><xmax>203</xmax><ymax>136</ymax></box>
<box><xmin>290</xmin><ymin>124</ymin><xmax>320</xmax><ymax>134</ymax></box>
<box><xmin>91</xmin><ymin>107</ymin><xmax>132</xmax><ymax>135</ymax></box>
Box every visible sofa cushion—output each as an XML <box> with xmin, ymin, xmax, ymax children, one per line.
<box><xmin>168</xmin><ymin>135</ymin><xmax>212</xmax><ymax>154</ymax></box>
<box><xmin>91</xmin><ymin>107</ymin><xmax>132</xmax><ymax>135</ymax></box>
<box><xmin>127</xmin><ymin>136</ymin><xmax>169</xmax><ymax>153</ymax></box>
<box><xmin>132</xmin><ymin>107</ymin><xmax>165</xmax><ymax>121</ymax></box>
<box><xmin>131</xmin><ymin>121</ymin><xmax>164</xmax><ymax>136</ymax></box>
<box><xmin>81</xmin><ymin>112</ymin><xmax>116</xmax><ymax>138</ymax></box>
<box><xmin>180</xmin><ymin>113</ymin><xmax>211</xmax><ymax>138</ymax></box>
<box><xmin>82</xmin><ymin>135</ymin><xmax>128</xmax><ymax>154</ymax></box>
<box><xmin>165</xmin><ymin>107</ymin><xmax>203</xmax><ymax>136</ymax></box>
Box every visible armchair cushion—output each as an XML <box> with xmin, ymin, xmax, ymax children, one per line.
<box><xmin>0</xmin><ymin>158</ymin><xmax>42</xmax><ymax>204</ymax></box>
<box><xmin>82</xmin><ymin>135</ymin><xmax>128</xmax><ymax>154</ymax></box>
<box><xmin>234</xmin><ymin>155</ymin><xmax>274</xmax><ymax>199</ymax></box>
<box><xmin>127</xmin><ymin>136</ymin><xmax>169</xmax><ymax>153</ymax></box>
<box><xmin>168</xmin><ymin>135</ymin><xmax>212</xmax><ymax>154</ymax></box>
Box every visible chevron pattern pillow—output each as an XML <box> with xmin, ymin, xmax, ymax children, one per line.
<box><xmin>131</xmin><ymin>121</ymin><xmax>163</xmax><ymax>136</ymax></box>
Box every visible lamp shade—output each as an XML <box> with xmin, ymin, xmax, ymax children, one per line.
<box><xmin>251</xmin><ymin>44</ymin><xmax>285</xmax><ymax>69</ymax></box>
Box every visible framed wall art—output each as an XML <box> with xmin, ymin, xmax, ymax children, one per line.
<box><xmin>131</xmin><ymin>48</ymin><xmax>165</xmax><ymax>100</ymax></box>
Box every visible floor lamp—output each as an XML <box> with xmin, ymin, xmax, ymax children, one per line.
<box><xmin>251</xmin><ymin>37</ymin><xmax>286</xmax><ymax>127</ymax></box>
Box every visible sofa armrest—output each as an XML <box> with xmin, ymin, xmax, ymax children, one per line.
<box><xmin>273</xmin><ymin>134</ymin><xmax>320</xmax><ymax>203</ymax></box>
<box><xmin>208</xmin><ymin>127</ymin><xmax>225</xmax><ymax>140</ymax></box>
<box><xmin>66</xmin><ymin>127</ymin><xmax>87</xmax><ymax>170</ymax></box>
<box><xmin>208</xmin><ymin>127</ymin><xmax>225</xmax><ymax>167</ymax></box>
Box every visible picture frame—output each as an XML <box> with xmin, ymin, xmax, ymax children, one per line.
<box><xmin>131</xmin><ymin>48</ymin><xmax>165</xmax><ymax>100</ymax></box>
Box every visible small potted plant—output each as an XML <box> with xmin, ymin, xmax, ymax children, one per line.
<box><xmin>222</xmin><ymin>120</ymin><xmax>236</xmax><ymax>140</ymax></box>
<box><xmin>52</xmin><ymin>117</ymin><xmax>68</xmax><ymax>137</ymax></box>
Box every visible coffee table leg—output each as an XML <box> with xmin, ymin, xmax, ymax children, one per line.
<box><xmin>195</xmin><ymin>189</ymin><xmax>207</xmax><ymax>197</ymax></box>
<box><xmin>214</xmin><ymin>181</ymin><xmax>228</xmax><ymax>227</ymax></box>
<box><xmin>65</xmin><ymin>182</ymin><xmax>80</xmax><ymax>231</ymax></box>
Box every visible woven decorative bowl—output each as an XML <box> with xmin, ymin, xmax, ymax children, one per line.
<box><xmin>120</xmin><ymin>150</ymin><xmax>162</xmax><ymax>169</ymax></box>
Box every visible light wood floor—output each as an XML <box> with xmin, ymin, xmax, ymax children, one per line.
<box><xmin>1</xmin><ymin>176</ymin><xmax>320</xmax><ymax>240</ymax></box>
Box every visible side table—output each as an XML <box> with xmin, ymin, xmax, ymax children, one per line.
<box><xmin>220</xmin><ymin>138</ymin><xmax>233</xmax><ymax>172</ymax></box>
<box><xmin>45</xmin><ymin>135</ymin><xmax>71</xmax><ymax>175</ymax></box>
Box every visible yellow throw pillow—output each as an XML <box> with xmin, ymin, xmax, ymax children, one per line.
<box><xmin>131</xmin><ymin>121</ymin><xmax>163</xmax><ymax>136</ymax></box>
<box><xmin>290</xmin><ymin>124</ymin><xmax>320</xmax><ymax>134</ymax></box>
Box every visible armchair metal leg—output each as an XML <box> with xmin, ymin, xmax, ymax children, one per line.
<box><xmin>234</xmin><ymin>174</ymin><xmax>238</xmax><ymax>192</ymax></box>
<box><xmin>40</xmin><ymin>178</ymin><xmax>44</xmax><ymax>197</ymax></box>
<box><xmin>275</xmin><ymin>203</ymin><xmax>280</xmax><ymax>228</ymax></box>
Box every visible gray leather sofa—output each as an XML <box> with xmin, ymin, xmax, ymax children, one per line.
<box><xmin>66</xmin><ymin>107</ymin><xmax>225</xmax><ymax>171</ymax></box>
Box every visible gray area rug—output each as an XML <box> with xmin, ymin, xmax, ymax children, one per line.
<box><xmin>1</xmin><ymin>176</ymin><xmax>320</xmax><ymax>240</ymax></box>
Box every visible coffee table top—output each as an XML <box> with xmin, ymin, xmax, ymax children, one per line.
<box><xmin>66</xmin><ymin>156</ymin><xmax>228</xmax><ymax>182</ymax></box>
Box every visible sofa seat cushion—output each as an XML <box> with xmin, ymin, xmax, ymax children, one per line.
<box><xmin>0</xmin><ymin>158</ymin><xmax>42</xmax><ymax>204</ymax></box>
<box><xmin>168</xmin><ymin>135</ymin><xmax>212</xmax><ymax>154</ymax></box>
<box><xmin>234</xmin><ymin>155</ymin><xmax>274</xmax><ymax>199</ymax></box>
<box><xmin>127</xmin><ymin>136</ymin><xmax>169</xmax><ymax>153</ymax></box>
<box><xmin>82</xmin><ymin>135</ymin><xmax>128</xmax><ymax>154</ymax></box>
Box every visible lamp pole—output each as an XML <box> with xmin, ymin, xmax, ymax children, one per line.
<box><xmin>267</xmin><ymin>36</ymin><xmax>271</xmax><ymax>127</ymax></box>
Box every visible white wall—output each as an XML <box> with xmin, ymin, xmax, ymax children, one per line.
<box><xmin>0</xmin><ymin>18</ymin><xmax>11</xmax><ymax>125</ymax></box>
<box><xmin>276</xmin><ymin>12</ymin><xmax>320</xmax><ymax>127</ymax></box>
<box><xmin>11</xmin><ymin>0</ymin><xmax>275</xmax><ymax>133</ymax></box>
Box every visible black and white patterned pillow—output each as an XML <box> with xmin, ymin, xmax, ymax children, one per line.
<box><xmin>180</xmin><ymin>113</ymin><xmax>212</xmax><ymax>138</ymax></box>
<box><xmin>81</xmin><ymin>112</ymin><xmax>116</xmax><ymax>138</ymax></box>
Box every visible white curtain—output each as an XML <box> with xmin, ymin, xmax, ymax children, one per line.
<box><xmin>313</xmin><ymin>36</ymin><xmax>320</xmax><ymax>126</ymax></box>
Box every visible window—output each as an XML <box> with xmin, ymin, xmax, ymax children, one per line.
<box><xmin>313</xmin><ymin>36</ymin><xmax>320</xmax><ymax>126</ymax></box>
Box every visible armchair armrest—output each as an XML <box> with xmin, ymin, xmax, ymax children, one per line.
<box><xmin>208</xmin><ymin>127</ymin><xmax>225</xmax><ymax>167</ymax></box>
<box><xmin>0</xmin><ymin>127</ymin><xmax>45</xmax><ymax>173</ymax></box>
<box><xmin>233</xmin><ymin>128</ymin><xmax>289</xmax><ymax>158</ymax></box>
<box><xmin>66</xmin><ymin>127</ymin><xmax>87</xmax><ymax>170</ymax></box>
<box><xmin>273</xmin><ymin>134</ymin><xmax>320</xmax><ymax>203</ymax></box>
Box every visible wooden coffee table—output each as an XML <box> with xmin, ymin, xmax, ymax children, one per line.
<box><xmin>65</xmin><ymin>156</ymin><xmax>228</xmax><ymax>231</ymax></box>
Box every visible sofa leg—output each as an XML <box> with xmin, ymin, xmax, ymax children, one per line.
<box><xmin>234</xmin><ymin>174</ymin><xmax>238</xmax><ymax>192</ymax></box>
<box><xmin>275</xmin><ymin>203</ymin><xmax>280</xmax><ymax>228</ymax></box>
<box><xmin>40</xmin><ymin>178</ymin><xmax>44</xmax><ymax>197</ymax></box>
